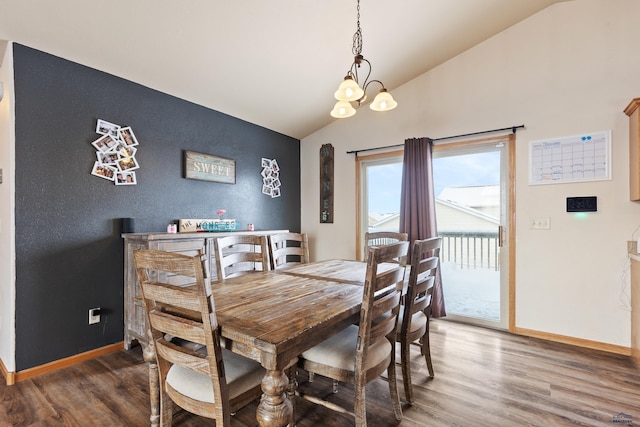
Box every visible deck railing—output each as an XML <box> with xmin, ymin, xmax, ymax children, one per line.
<box><xmin>367</xmin><ymin>229</ymin><xmax>500</xmax><ymax>271</ymax></box>
<box><xmin>439</xmin><ymin>231</ymin><xmax>500</xmax><ymax>271</ymax></box>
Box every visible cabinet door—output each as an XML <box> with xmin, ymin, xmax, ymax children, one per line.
<box><xmin>624</xmin><ymin>98</ymin><xmax>640</xmax><ymax>201</ymax></box>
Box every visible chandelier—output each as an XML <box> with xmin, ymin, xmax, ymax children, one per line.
<box><xmin>330</xmin><ymin>0</ymin><xmax>398</xmax><ymax>119</ymax></box>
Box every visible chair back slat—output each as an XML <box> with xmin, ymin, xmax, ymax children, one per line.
<box><xmin>155</xmin><ymin>340</ymin><xmax>210</xmax><ymax>375</ymax></box>
<box><xmin>149</xmin><ymin>310</ymin><xmax>207</xmax><ymax>345</ymax></box>
<box><xmin>141</xmin><ymin>281</ymin><xmax>204</xmax><ymax>312</ymax></box>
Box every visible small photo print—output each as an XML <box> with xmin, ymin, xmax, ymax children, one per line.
<box><xmin>270</xmin><ymin>159</ymin><xmax>279</xmax><ymax>172</ymax></box>
<box><xmin>271</xmin><ymin>187</ymin><xmax>281</xmax><ymax>198</ymax></box>
<box><xmin>96</xmin><ymin>119</ymin><xmax>121</xmax><ymax>137</ymax></box>
<box><xmin>118</xmin><ymin>126</ymin><xmax>139</xmax><ymax>147</ymax></box>
<box><xmin>115</xmin><ymin>171</ymin><xmax>137</xmax><ymax>185</ymax></box>
<box><xmin>91</xmin><ymin>161</ymin><xmax>117</xmax><ymax>181</ymax></box>
<box><xmin>261</xmin><ymin>158</ymin><xmax>271</xmax><ymax>168</ymax></box>
<box><xmin>97</xmin><ymin>151</ymin><xmax>119</xmax><ymax>165</ymax></box>
<box><xmin>117</xmin><ymin>156</ymin><xmax>140</xmax><ymax>172</ymax></box>
<box><xmin>92</xmin><ymin>134</ymin><xmax>118</xmax><ymax>153</ymax></box>
<box><xmin>262</xmin><ymin>185</ymin><xmax>273</xmax><ymax>196</ymax></box>
<box><xmin>115</xmin><ymin>142</ymin><xmax>137</xmax><ymax>158</ymax></box>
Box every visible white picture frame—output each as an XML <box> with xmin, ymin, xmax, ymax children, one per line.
<box><xmin>118</xmin><ymin>126</ymin><xmax>139</xmax><ymax>147</ymax></box>
<box><xmin>117</xmin><ymin>156</ymin><xmax>140</xmax><ymax>172</ymax></box>
<box><xmin>96</xmin><ymin>119</ymin><xmax>120</xmax><ymax>137</ymax></box>
<box><xmin>115</xmin><ymin>171</ymin><xmax>137</xmax><ymax>185</ymax></box>
<box><xmin>91</xmin><ymin>161</ymin><xmax>117</xmax><ymax>181</ymax></box>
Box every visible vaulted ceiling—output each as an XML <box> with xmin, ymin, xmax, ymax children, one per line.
<box><xmin>0</xmin><ymin>0</ymin><xmax>567</xmax><ymax>139</ymax></box>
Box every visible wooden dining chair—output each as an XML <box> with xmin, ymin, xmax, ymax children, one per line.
<box><xmin>132</xmin><ymin>249</ymin><xmax>265</xmax><ymax>426</ymax></box>
<box><xmin>297</xmin><ymin>241</ymin><xmax>409</xmax><ymax>427</ymax></box>
<box><xmin>397</xmin><ymin>237</ymin><xmax>441</xmax><ymax>404</ymax></box>
<box><xmin>213</xmin><ymin>234</ymin><xmax>270</xmax><ymax>280</ymax></box>
<box><xmin>268</xmin><ymin>232</ymin><xmax>309</xmax><ymax>270</ymax></box>
<box><xmin>365</xmin><ymin>231</ymin><xmax>408</xmax><ymax>264</ymax></box>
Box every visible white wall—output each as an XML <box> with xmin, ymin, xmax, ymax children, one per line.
<box><xmin>0</xmin><ymin>41</ymin><xmax>16</xmax><ymax>373</ymax></box>
<box><xmin>301</xmin><ymin>0</ymin><xmax>640</xmax><ymax>348</ymax></box>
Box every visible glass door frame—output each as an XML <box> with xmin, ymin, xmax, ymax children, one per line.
<box><xmin>432</xmin><ymin>134</ymin><xmax>515</xmax><ymax>330</ymax></box>
<box><xmin>355</xmin><ymin>150</ymin><xmax>404</xmax><ymax>261</ymax></box>
<box><xmin>355</xmin><ymin>134</ymin><xmax>516</xmax><ymax>331</ymax></box>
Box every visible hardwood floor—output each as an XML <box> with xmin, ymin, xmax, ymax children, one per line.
<box><xmin>1</xmin><ymin>320</ymin><xmax>639</xmax><ymax>426</ymax></box>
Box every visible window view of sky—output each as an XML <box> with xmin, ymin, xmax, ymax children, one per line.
<box><xmin>367</xmin><ymin>151</ymin><xmax>500</xmax><ymax>214</ymax></box>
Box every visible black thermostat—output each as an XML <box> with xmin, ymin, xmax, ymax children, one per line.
<box><xmin>566</xmin><ymin>196</ymin><xmax>597</xmax><ymax>212</ymax></box>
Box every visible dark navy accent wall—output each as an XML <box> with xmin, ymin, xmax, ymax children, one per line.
<box><xmin>13</xmin><ymin>44</ymin><xmax>300</xmax><ymax>370</ymax></box>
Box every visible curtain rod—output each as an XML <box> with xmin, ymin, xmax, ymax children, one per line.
<box><xmin>346</xmin><ymin>124</ymin><xmax>525</xmax><ymax>155</ymax></box>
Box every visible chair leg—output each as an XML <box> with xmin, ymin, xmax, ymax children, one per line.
<box><xmin>400</xmin><ymin>338</ymin><xmax>413</xmax><ymax>405</ymax></box>
<box><xmin>422</xmin><ymin>319</ymin><xmax>434</xmax><ymax>378</ymax></box>
<box><xmin>388</xmin><ymin>341</ymin><xmax>403</xmax><ymax>421</ymax></box>
<box><xmin>287</xmin><ymin>366</ymin><xmax>297</xmax><ymax>427</ymax></box>
<box><xmin>353</xmin><ymin>377</ymin><xmax>367</xmax><ymax>427</ymax></box>
<box><xmin>159</xmin><ymin>390</ymin><xmax>174</xmax><ymax>427</ymax></box>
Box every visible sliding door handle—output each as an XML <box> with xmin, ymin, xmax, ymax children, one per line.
<box><xmin>498</xmin><ymin>225</ymin><xmax>504</xmax><ymax>247</ymax></box>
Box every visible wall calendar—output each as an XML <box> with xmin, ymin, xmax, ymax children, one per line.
<box><xmin>529</xmin><ymin>130</ymin><xmax>611</xmax><ymax>185</ymax></box>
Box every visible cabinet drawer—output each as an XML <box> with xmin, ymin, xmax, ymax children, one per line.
<box><xmin>156</xmin><ymin>239</ymin><xmax>206</xmax><ymax>255</ymax></box>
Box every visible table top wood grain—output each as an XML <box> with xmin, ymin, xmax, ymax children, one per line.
<box><xmin>213</xmin><ymin>270</ymin><xmax>363</xmax><ymax>370</ymax></box>
<box><xmin>275</xmin><ymin>258</ymin><xmax>397</xmax><ymax>286</ymax></box>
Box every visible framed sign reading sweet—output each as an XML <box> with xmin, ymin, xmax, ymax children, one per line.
<box><xmin>184</xmin><ymin>150</ymin><xmax>236</xmax><ymax>184</ymax></box>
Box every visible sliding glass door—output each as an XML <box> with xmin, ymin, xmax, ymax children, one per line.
<box><xmin>357</xmin><ymin>136</ymin><xmax>512</xmax><ymax>329</ymax></box>
<box><xmin>432</xmin><ymin>139</ymin><xmax>510</xmax><ymax>329</ymax></box>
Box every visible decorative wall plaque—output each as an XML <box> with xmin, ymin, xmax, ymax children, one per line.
<box><xmin>320</xmin><ymin>143</ymin><xmax>334</xmax><ymax>223</ymax></box>
<box><xmin>184</xmin><ymin>150</ymin><xmax>235</xmax><ymax>184</ymax></box>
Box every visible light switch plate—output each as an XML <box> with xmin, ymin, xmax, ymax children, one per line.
<box><xmin>531</xmin><ymin>217</ymin><xmax>551</xmax><ymax>230</ymax></box>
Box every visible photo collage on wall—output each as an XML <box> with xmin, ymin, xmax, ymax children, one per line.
<box><xmin>90</xmin><ymin>119</ymin><xmax>140</xmax><ymax>185</ymax></box>
<box><xmin>261</xmin><ymin>158</ymin><xmax>281</xmax><ymax>198</ymax></box>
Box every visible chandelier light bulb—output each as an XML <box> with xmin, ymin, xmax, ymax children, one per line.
<box><xmin>369</xmin><ymin>89</ymin><xmax>397</xmax><ymax>112</ymax></box>
<box><xmin>334</xmin><ymin>77</ymin><xmax>364</xmax><ymax>102</ymax></box>
<box><xmin>330</xmin><ymin>100</ymin><xmax>356</xmax><ymax>118</ymax></box>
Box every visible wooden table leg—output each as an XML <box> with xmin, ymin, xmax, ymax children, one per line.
<box><xmin>142</xmin><ymin>336</ymin><xmax>160</xmax><ymax>427</ymax></box>
<box><xmin>256</xmin><ymin>369</ymin><xmax>293</xmax><ymax>427</ymax></box>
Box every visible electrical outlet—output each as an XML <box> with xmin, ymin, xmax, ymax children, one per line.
<box><xmin>530</xmin><ymin>217</ymin><xmax>551</xmax><ymax>230</ymax></box>
<box><xmin>89</xmin><ymin>307</ymin><xmax>101</xmax><ymax>325</ymax></box>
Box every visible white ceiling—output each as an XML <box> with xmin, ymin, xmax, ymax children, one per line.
<box><xmin>0</xmin><ymin>0</ymin><xmax>566</xmax><ymax>139</ymax></box>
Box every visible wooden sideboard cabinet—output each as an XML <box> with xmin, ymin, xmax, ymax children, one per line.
<box><xmin>624</xmin><ymin>98</ymin><xmax>640</xmax><ymax>201</ymax></box>
<box><xmin>122</xmin><ymin>230</ymin><xmax>288</xmax><ymax>349</ymax></box>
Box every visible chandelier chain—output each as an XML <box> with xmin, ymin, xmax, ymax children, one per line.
<box><xmin>352</xmin><ymin>0</ymin><xmax>362</xmax><ymax>56</ymax></box>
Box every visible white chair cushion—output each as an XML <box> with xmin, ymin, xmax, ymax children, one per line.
<box><xmin>301</xmin><ymin>324</ymin><xmax>392</xmax><ymax>371</ymax></box>
<box><xmin>166</xmin><ymin>347</ymin><xmax>264</xmax><ymax>403</ymax></box>
<box><xmin>397</xmin><ymin>309</ymin><xmax>427</xmax><ymax>334</ymax></box>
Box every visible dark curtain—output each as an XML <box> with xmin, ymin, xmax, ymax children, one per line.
<box><xmin>399</xmin><ymin>137</ymin><xmax>446</xmax><ymax>318</ymax></box>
